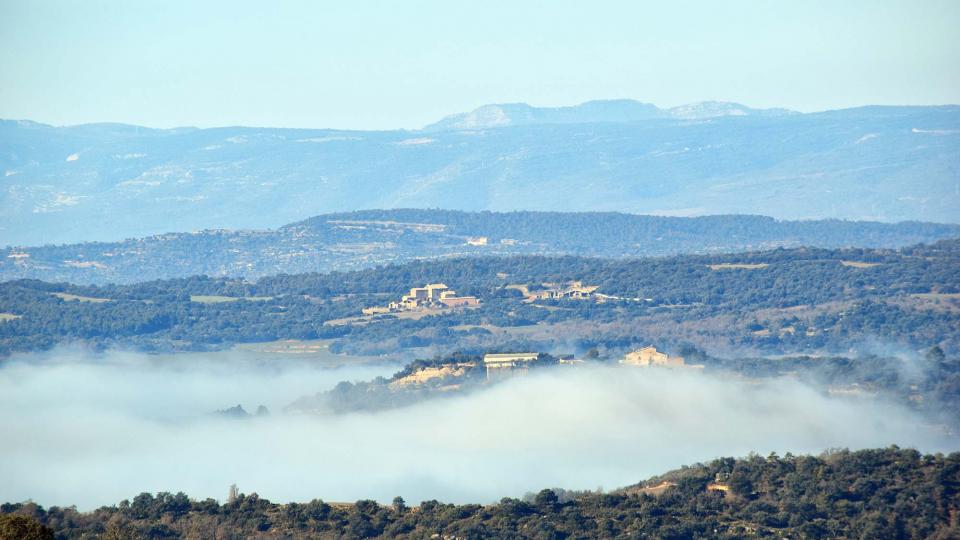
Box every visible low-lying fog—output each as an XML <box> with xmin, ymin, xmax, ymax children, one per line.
<box><xmin>1</xmin><ymin>349</ymin><xmax>955</xmax><ymax>510</ymax></box>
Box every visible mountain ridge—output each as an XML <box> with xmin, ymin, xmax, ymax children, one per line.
<box><xmin>423</xmin><ymin>99</ymin><xmax>799</xmax><ymax>131</ymax></box>
<box><xmin>3</xmin><ymin>209</ymin><xmax>958</xmax><ymax>285</ymax></box>
<box><xmin>8</xmin><ymin>101</ymin><xmax>958</xmax><ymax>133</ymax></box>
<box><xmin>2</xmin><ymin>103</ymin><xmax>958</xmax><ymax>245</ymax></box>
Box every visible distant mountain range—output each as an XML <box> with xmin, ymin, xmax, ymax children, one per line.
<box><xmin>3</xmin><ymin>209</ymin><xmax>957</xmax><ymax>285</ymax></box>
<box><xmin>1</xmin><ymin>101</ymin><xmax>958</xmax><ymax>245</ymax></box>
<box><xmin>423</xmin><ymin>99</ymin><xmax>797</xmax><ymax>130</ymax></box>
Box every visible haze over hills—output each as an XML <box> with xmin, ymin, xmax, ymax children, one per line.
<box><xmin>3</xmin><ymin>209</ymin><xmax>959</xmax><ymax>284</ymax></box>
<box><xmin>1</xmin><ymin>101</ymin><xmax>959</xmax><ymax>246</ymax></box>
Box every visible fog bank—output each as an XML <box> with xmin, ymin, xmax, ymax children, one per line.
<box><xmin>0</xmin><ymin>349</ymin><xmax>955</xmax><ymax>510</ymax></box>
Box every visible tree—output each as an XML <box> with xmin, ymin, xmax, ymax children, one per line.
<box><xmin>392</xmin><ymin>496</ymin><xmax>407</xmax><ymax>514</ymax></box>
<box><xmin>0</xmin><ymin>514</ymin><xmax>54</xmax><ymax>540</ymax></box>
<box><xmin>101</xmin><ymin>521</ymin><xmax>137</xmax><ymax>540</ymax></box>
<box><xmin>926</xmin><ymin>345</ymin><xmax>947</xmax><ymax>368</ymax></box>
<box><xmin>534</xmin><ymin>489</ymin><xmax>560</xmax><ymax>510</ymax></box>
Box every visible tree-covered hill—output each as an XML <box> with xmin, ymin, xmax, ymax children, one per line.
<box><xmin>4</xmin><ymin>210</ymin><xmax>958</xmax><ymax>285</ymax></box>
<box><xmin>2</xmin><ymin>447</ymin><xmax>957</xmax><ymax>539</ymax></box>
<box><xmin>1</xmin><ymin>239</ymin><xmax>958</xmax><ymax>358</ymax></box>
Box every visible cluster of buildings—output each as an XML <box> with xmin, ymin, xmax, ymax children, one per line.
<box><xmin>523</xmin><ymin>280</ymin><xmax>599</xmax><ymax>301</ymax></box>
<box><xmin>363</xmin><ymin>280</ymin><xmax>601</xmax><ymax>317</ymax></box>
<box><xmin>362</xmin><ymin>283</ymin><xmax>479</xmax><ymax>315</ymax></box>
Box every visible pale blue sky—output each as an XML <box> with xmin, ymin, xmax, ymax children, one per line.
<box><xmin>1</xmin><ymin>0</ymin><xmax>958</xmax><ymax>130</ymax></box>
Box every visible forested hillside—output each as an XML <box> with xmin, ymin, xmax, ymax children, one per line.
<box><xmin>3</xmin><ymin>447</ymin><xmax>957</xmax><ymax>539</ymax></box>
<box><xmin>1</xmin><ymin>240</ymin><xmax>957</xmax><ymax>357</ymax></box>
<box><xmin>4</xmin><ymin>210</ymin><xmax>958</xmax><ymax>285</ymax></box>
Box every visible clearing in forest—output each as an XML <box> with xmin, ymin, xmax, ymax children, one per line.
<box><xmin>51</xmin><ymin>292</ymin><xmax>111</xmax><ymax>303</ymax></box>
<box><xmin>189</xmin><ymin>295</ymin><xmax>273</xmax><ymax>303</ymax></box>
<box><xmin>840</xmin><ymin>260</ymin><xmax>881</xmax><ymax>268</ymax></box>
<box><xmin>708</xmin><ymin>263</ymin><xmax>769</xmax><ymax>270</ymax></box>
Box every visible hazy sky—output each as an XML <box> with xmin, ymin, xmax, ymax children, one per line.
<box><xmin>1</xmin><ymin>0</ymin><xmax>958</xmax><ymax>129</ymax></box>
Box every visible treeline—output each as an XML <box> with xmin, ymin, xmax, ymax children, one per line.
<box><xmin>1</xmin><ymin>240</ymin><xmax>958</xmax><ymax>357</ymax></box>
<box><xmin>2</xmin><ymin>447</ymin><xmax>957</xmax><ymax>539</ymax></box>
<box><xmin>169</xmin><ymin>238</ymin><xmax>960</xmax><ymax>304</ymax></box>
<box><xmin>297</xmin><ymin>209</ymin><xmax>960</xmax><ymax>253</ymax></box>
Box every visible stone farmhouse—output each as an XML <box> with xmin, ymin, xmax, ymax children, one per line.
<box><xmin>363</xmin><ymin>283</ymin><xmax>479</xmax><ymax>315</ymax></box>
<box><xmin>620</xmin><ymin>346</ymin><xmax>686</xmax><ymax>367</ymax></box>
<box><xmin>483</xmin><ymin>352</ymin><xmax>540</xmax><ymax>380</ymax></box>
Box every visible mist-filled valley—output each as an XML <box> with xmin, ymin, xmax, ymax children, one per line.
<box><xmin>3</xmin><ymin>3</ymin><xmax>960</xmax><ymax>537</ymax></box>
<box><xmin>2</xmin><ymin>206</ymin><xmax>958</xmax><ymax>540</ymax></box>
<box><xmin>1</xmin><ymin>348</ymin><xmax>954</xmax><ymax>512</ymax></box>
